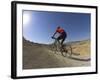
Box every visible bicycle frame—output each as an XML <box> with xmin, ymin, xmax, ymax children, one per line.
<box><xmin>51</xmin><ymin>37</ymin><xmax>72</xmax><ymax>57</ymax></box>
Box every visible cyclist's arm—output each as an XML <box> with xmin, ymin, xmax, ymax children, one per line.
<box><xmin>52</xmin><ymin>31</ymin><xmax>57</xmax><ymax>37</ymax></box>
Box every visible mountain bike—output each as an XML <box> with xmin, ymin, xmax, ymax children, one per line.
<box><xmin>51</xmin><ymin>37</ymin><xmax>72</xmax><ymax>57</ymax></box>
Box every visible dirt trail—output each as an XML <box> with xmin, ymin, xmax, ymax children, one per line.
<box><xmin>23</xmin><ymin>38</ymin><xmax>90</xmax><ymax>69</ymax></box>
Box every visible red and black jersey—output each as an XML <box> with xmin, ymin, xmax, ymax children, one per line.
<box><xmin>56</xmin><ymin>28</ymin><xmax>65</xmax><ymax>33</ymax></box>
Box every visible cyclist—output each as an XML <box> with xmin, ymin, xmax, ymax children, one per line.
<box><xmin>52</xmin><ymin>26</ymin><xmax>67</xmax><ymax>48</ymax></box>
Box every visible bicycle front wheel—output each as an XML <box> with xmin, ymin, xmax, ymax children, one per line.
<box><xmin>65</xmin><ymin>45</ymin><xmax>72</xmax><ymax>57</ymax></box>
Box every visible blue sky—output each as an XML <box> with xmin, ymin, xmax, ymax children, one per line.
<box><xmin>23</xmin><ymin>10</ymin><xmax>90</xmax><ymax>44</ymax></box>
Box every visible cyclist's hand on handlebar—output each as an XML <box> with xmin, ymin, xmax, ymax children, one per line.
<box><xmin>51</xmin><ymin>36</ymin><xmax>54</xmax><ymax>39</ymax></box>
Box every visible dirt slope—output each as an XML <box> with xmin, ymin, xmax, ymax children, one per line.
<box><xmin>23</xmin><ymin>38</ymin><xmax>90</xmax><ymax>69</ymax></box>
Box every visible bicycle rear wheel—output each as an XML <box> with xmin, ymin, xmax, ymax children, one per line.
<box><xmin>58</xmin><ymin>45</ymin><xmax>67</xmax><ymax>57</ymax></box>
<box><xmin>60</xmin><ymin>45</ymin><xmax>72</xmax><ymax>57</ymax></box>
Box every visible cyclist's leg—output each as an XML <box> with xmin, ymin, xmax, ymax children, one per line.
<box><xmin>60</xmin><ymin>32</ymin><xmax>66</xmax><ymax>46</ymax></box>
<box><xmin>57</xmin><ymin>36</ymin><xmax>64</xmax><ymax>49</ymax></box>
<box><xmin>57</xmin><ymin>35</ymin><xmax>62</xmax><ymax>44</ymax></box>
<box><xmin>61</xmin><ymin>36</ymin><xmax>66</xmax><ymax>47</ymax></box>
<box><xmin>60</xmin><ymin>32</ymin><xmax>67</xmax><ymax>51</ymax></box>
<box><xmin>60</xmin><ymin>38</ymin><xmax>65</xmax><ymax>52</ymax></box>
<box><xmin>61</xmin><ymin>38</ymin><xmax>65</xmax><ymax>46</ymax></box>
<box><xmin>57</xmin><ymin>36</ymin><xmax>63</xmax><ymax>51</ymax></box>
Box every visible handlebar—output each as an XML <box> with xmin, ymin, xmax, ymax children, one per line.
<box><xmin>51</xmin><ymin>36</ymin><xmax>57</xmax><ymax>39</ymax></box>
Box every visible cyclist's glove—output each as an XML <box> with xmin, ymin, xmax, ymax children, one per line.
<box><xmin>51</xmin><ymin>36</ymin><xmax>54</xmax><ymax>39</ymax></box>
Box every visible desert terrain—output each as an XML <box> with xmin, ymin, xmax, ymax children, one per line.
<box><xmin>23</xmin><ymin>38</ymin><xmax>90</xmax><ymax>69</ymax></box>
